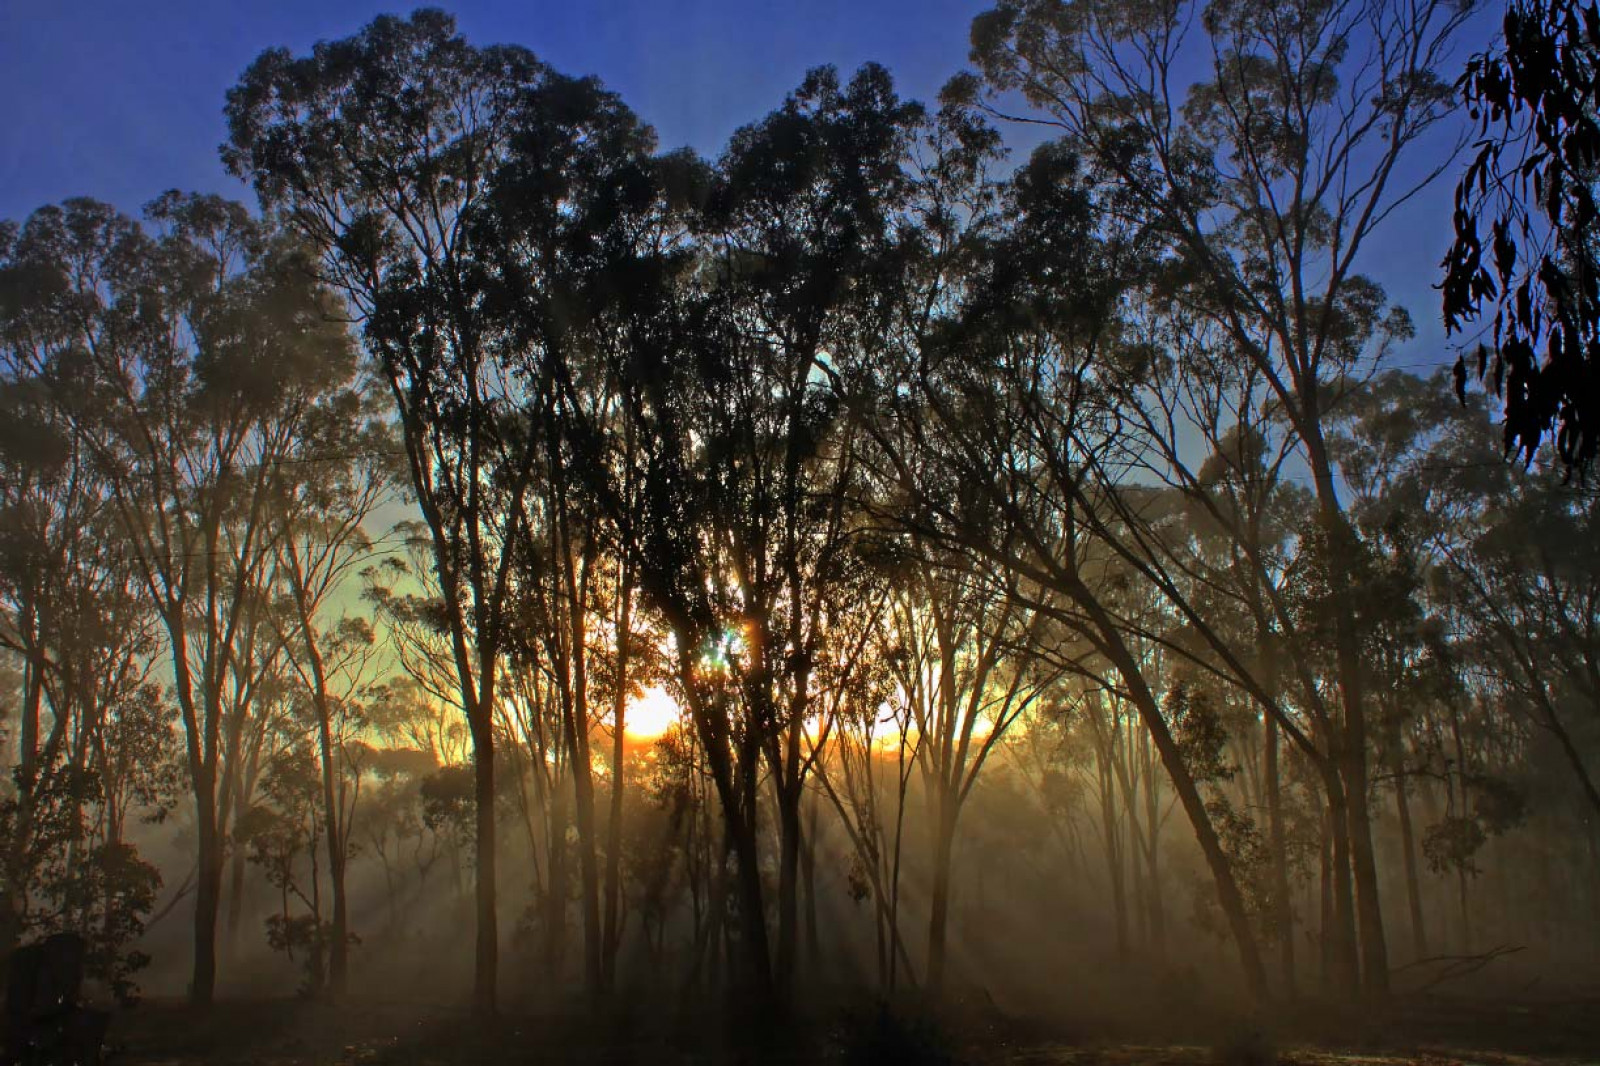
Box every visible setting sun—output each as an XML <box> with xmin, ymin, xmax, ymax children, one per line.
<box><xmin>624</xmin><ymin>685</ymin><xmax>682</xmax><ymax>741</ymax></box>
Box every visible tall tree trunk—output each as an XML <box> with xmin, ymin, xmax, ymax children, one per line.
<box><xmin>1310</xmin><ymin>444</ymin><xmax>1389</xmax><ymax>996</ymax></box>
<box><xmin>1098</xmin><ymin>744</ymin><xmax>1129</xmax><ymax>963</ymax></box>
<box><xmin>727</xmin><ymin>809</ymin><xmax>773</xmax><ymax>1000</ymax></box>
<box><xmin>1342</xmin><ymin>732</ymin><xmax>1388</xmax><ymax>995</ymax></box>
<box><xmin>546</xmin><ymin>779</ymin><xmax>569</xmax><ymax>978</ymax></box>
<box><xmin>1318</xmin><ymin>806</ymin><xmax>1334</xmax><ymax>990</ymax></box>
<box><xmin>323</xmin><ymin>764</ymin><xmax>348</xmax><ymax>997</ymax></box>
<box><xmin>192</xmin><ymin>770</ymin><xmax>222</xmax><ymax>1005</ymax></box>
<box><xmin>1393</xmin><ymin>769</ymin><xmax>1427</xmax><ymax>959</ymax></box>
<box><xmin>572</xmin><ymin>752</ymin><xmax>601</xmax><ymax>992</ymax></box>
<box><xmin>1266</xmin><ymin>716</ymin><xmax>1296</xmax><ymax>994</ymax></box>
<box><xmin>226</xmin><ymin>849</ymin><xmax>247</xmax><ymax>951</ymax></box>
<box><xmin>601</xmin><ymin>572</ymin><xmax>632</xmax><ymax>990</ymax></box>
<box><xmin>471</xmin><ymin>705</ymin><xmax>498</xmax><ymax>1017</ymax></box>
<box><xmin>557</xmin><ymin>533</ymin><xmax>603</xmax><ymax>997</ymax></box>
<box><xmin>1323</xmin><ymin>771</ymin><xmax>1360</xmax><ymax>997</ymax></box>
<box><xmin>774</xmin><ymin>779</ymin><xmax>802</xmax><ymax>999</ymax></box>
<box><xmin>771</xmin><ymin>712</ymin><xmax>806</xmax><ymax>1000</ymax></box>
<box><xmin>730</xmin><ymin>744</ymin><xmax>774</xmax><ymax>1002</ymax></box>
<box><xmin>291</xmin><ymin>577</ymin><xmax>351</xmax><ymax>998</ymax></box>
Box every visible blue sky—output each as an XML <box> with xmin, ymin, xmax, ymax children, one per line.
<box><xmin>0</xmin><ymin>0</ymin><xmax>1488</xmax><ymax>369</ymax></box>
<box><xmin>0</xmin><ymin>0</ymin><xmax>987</xmax><ymax>218</ymax></box>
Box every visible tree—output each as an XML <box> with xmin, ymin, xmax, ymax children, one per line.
<box><xmin>696</xmin><ymin>62</ymin><xmax>925</xmax><ymax>999</ymax></box>
<box><xmin>225</xmin><ymin>11</ymin><xmax>661</xmax><ymax>1010</ymax></box>
<box><xmin>0</xmin><ymin>357</ymin><xmax>175</xmax><ymax>998</ymax></box>
<box><xmin>960</xmin><ymin>0</ymin><xmax>1471</xmax><ymax>996</ymax></box>
<box><xmin>0</xmin><ymin>194</ymin><xmax>353</xmax><ymax>1003</ymax></box>
<box><xmin>894</xmin><ymin>552</ymin><xmax>1062</xmax><ymax>991</ymax></box>
<box><xmin>269</xmin><ymin>399</ymin><xmax>397</xmax><ymax>996</ymax></box>
<box><xmin>869</xmin><ymin>136</ymin><xmax>1275</xmax><ymax>998</ymax></box>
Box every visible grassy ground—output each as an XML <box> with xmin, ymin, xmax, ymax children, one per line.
<box><xmin>97</xmin><ymin>992</ymin><xmax>1600</xmax><ymax>1066</ymax></box>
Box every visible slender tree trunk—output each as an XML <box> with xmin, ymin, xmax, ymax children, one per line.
<box><xmin>192</xmin><ymin>771</ymin><xmax>222</xmax><ymax>1005</ymax></box>
<box><xmin>226</xmin><ymin>850</ymin><xmax>247</xmax><ymax>950</ymax></box>
<box><xmin>1310</xmin><ymin>445</ymin><xmax>1389</xmax><ymax>996</ymax></box>
<box><xmin>1447</xmin><ymin>710</ymin><xmax>1474</xmax><ymax>953</ymax></box>
<box><xmin>1319</xmin><ymin>806</ymin><xmax>1335</xmax><ymax>991</ymax></box>
<box><xmin>1393</xmin><ymin>769</ymin><xmax>1427</xmax><ymax>959</ymax></box>
<box><xmin>772</xmin><ymin>708</ymin><xmax>808</xmax><ymax>1000</ymax></box>
<box><xmin>294</xmin><ymin>583</ymin><xmax>351</xmax><ymax>998</ymax></box>
<box><xmin>1342</xmin><ymin>739</ymin><xmax>1388</xmax><ymax>995</ymax></box>
<box><xmin>567</xmin><ymin>691</ymin><xmax>602</xmax><ymax>995</ymax></box>
<box><xmin>601</xmin><ymin>574</ymin><xmax>631</xmax><ymax>990</ymax></box>
<box><xmin>1129</xmin><ymin>785</ymin><xmax>1147</xmax><ymax>950</ymax></box>
<box><xmin>1099</xmin><ymin>745</ymin><xmax>1129</xmax><ymax>963</ymax></box>
<box><xmin>774</xmin><ymin>779</ymin><xmax>802</xmax><ymax>999</ymax></box>
<box><xmin>546</xmin><ymin>780</ymin><xmax>569</xmax><ymax>979</ymax></box>
<box><xmin>471</xmin><ymin>704</ymin><xmax>498</xmax><ymax>1017</ymax></box>
<box><xmin>1266</xmin><ymin>716</ymin><xmax>1296</xmax><ymax>994</ymax></box>
<box><xmin>886</xmin><ymin>736</ymin><xmax>913</xmax><ymax>992</ymax></box>
<box><xmin>1324</xmin><ymin>772</ymin><xmax>1360</xmax><ymax>996</ymax></box>
<box><xmin>1135</xmin><ymin>730</ymin><xmax>1163</xmax><ymax>958</ymax></box>
<box><xmin>308</xmin><ymin>814</ymin><xmax>326</xmax><ymax>995</ymax></box>
<box><xmin>729</xmin><ymin>750</ymin><xmax>774</xmax><ymax>1002</ymax></box>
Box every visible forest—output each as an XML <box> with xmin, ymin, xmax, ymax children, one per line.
<box><xmin>2</xmin><ymin>0</ymin><xmax>1600</xmax><ymax>1062</ymax></box>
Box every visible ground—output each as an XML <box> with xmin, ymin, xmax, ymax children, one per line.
<box><xmin>98</xmin><ymin>993</ymin><xmax>1600</xmax><ymax>1065</ymax></box>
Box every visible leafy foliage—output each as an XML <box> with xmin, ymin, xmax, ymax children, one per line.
<box><xmin>1445</xmin><ymin>0</ymin><xmax>1600</xmax><ymax>474</ymax></box>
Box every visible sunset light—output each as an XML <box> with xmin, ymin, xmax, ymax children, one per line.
<box><xmin>624</xmin><ymin>684</ymin><xmax>682</xmax><ymax>741</ymax></box>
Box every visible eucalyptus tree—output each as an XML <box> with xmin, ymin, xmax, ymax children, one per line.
<box><xmin>808</xmin><ymin>585</ymin><xmax>915</xmax><ymax>991</ymax></box>
<box><xmin>1443</xmin><ymin>487</ymin><xmax>1600</xmax><ymax>820</ymax></box>
<box><xmin>875</xmin><ymin>139</ymin><xmax>1274</xmax><ymax>997</ymax></box>
<box><xmin>0</xmin><ymin>328</ymin><xmax>112</xmax><ymax>953</ymax></box>
<box><xmin>474</xmin><ymin>68</ymin><xmax>667</xmax><ymax>995</ymax></box>
<box><xmin>225</xmin><ymin>10</ymin><xmax>671</xmax><ymax>1009</ymax></box>
<box><xmin>696</xmin><ymin>62</ymin><xmax>926</xmax><ymax>996</ymax></box>
<box><xmin>0</xmin><ymin>342</ymin><xmax>173</xmax><ymax>995</ymax></box>
<box><xmin>1356</xmin><ymin>373</ymin><xmax>1600</xmax><ymax>827</ymax></box>
<box><xmin>581</xmin><ymin>64</ymin><xmax>929</xmax><ymax>1002</ymax></box>
<box><xmin>0</xmin><ymin>194</ymin><xmax>354</xmax><ymax>1003</ymax></box>
<box><xmin>225</xmin><ymin>15</ymin><xmax>539</xmax><ymax>1010</ymax></box>
<box><xmin>959</xmin><ymin>0</ymin><xmax>1472</xmax><ymax>994</ymax></box>
<box><xmin>268</xmin><ymin>402</ymin><xmax>397</xmax><ymax>996</ymax></box>
<box><xmin>887</xmin><ymin>548</ymin><xmax>1064</xmax><ymax>991</ymax></box>
<box><xmin>1081</xmin><ymin>314</ymin><xmax>1373</xmax><ymax>990</ymax></box>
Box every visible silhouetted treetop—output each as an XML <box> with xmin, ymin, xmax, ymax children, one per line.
<box><xmin>1444</xmin><ymin>0</ymin><xmax>1600</xmax><ymax>476</ymax></box>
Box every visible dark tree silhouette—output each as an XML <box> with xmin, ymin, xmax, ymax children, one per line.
<box><xmin>1444</xmin><ymin>0</ymin><xmax>1600</xmax><ymax>475</ymax></box>
<box><xmin>224</xmin><ymin>10</ymin><xmax>662</xmax><ymax>1011</ymax></box>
